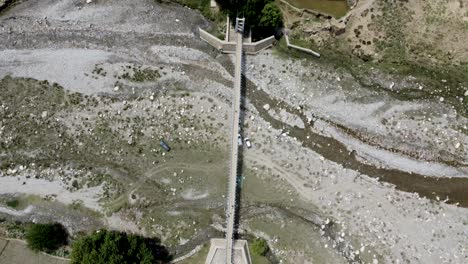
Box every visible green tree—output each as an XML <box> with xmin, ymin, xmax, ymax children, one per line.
<box><xmin>251</xmin><ymin>238</ymin><xmax>269</xmax><ymax>256</ymax></box>
<box><xmin>241</xmin><ymin>0</ymin><xmax>271</xmax><ymax>27</ymax></box>
<box><xmin>216</xmin><ymin>0</ymin><xmax>282</xmax><ymax>30</ymax></box>
<box><xmin>25</xmin><ymin>223</ymin><xmax>68</xmax><ymax>252</ymax></box>
<box><xmin>259</xmin><ymin>2</ymin><xmax>283</xmax><ymax>28</ymax></box>
<box><xmin>70</xmin><ymin>230</ymin><xmax>170</xmax><ymax>264</ymax></box>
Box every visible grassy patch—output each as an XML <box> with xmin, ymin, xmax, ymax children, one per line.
<box><xmin>250</xmin><ymin>249</ymin><xmax>271</xmax><ymax>264</ymax></box>
<box><xmin>0</xmin><ymin>221</ymin><xmax>29</xmax><ymax>239</ymax></box>
<box><xmin>249</xmin><ymin>238</ymin><xmax>270</xmax><ymax>264</ymax></box>
<box><xmin>1</xmin><ymin>195</ymin><xmax>40</xmax><ymax>211</ymax></box>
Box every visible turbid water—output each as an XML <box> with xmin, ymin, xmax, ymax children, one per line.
<box><xmin>286</xmin><ymin>0</ymin><xmax>349</xmax><ymax>17</ymax></box>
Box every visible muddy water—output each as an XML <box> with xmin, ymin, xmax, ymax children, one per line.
<box><xmin>286</xmin><ymin>0</ymin><xmax>349</xmax><ymax>18</ymax></box>
<box><xmin>243</xmin><ymin>78</ymin><xmax>468</xmax><ymax>207</ymax></box>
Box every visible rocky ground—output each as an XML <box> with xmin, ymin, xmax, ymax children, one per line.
<box><xmin>0</xmin><ymin>0</ymin><xmax>467</xmax><ymax>263</ymax></box>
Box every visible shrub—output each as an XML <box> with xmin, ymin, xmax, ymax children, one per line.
<box><xmin>259</xmin><ymin>2</ymin><xmax>283</xmax><ymax>28</ymax></box>
<box><xmin>26</xmin><ymin>223</ymin><xmax>68</xmax><ymax>252</ymax></box>
<box><xmin>6</xmin><ymin>199</ymin><xmax>19</xmax><ymax>208</ymax></box>
<box><xmin>251</xmin><ymin>238</ymin><xmax>269</xmax><ymax>256</ymax></box>
<box><xmin>70</xmin><ymin>230</ymin><xmax>171</xmax><ymax>264</ymax></box>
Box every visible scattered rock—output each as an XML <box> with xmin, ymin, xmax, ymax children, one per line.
<box><xmin>41</xmin><ymin>111</ymin><xmax>48</xmax><ymax>118</ymax></box>
<box><xmin>263</xmin><ymin>104</ymin><xmax>270</xmax><ymax>111</ymax></box>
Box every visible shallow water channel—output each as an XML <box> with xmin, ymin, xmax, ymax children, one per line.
<box><xmin>243</xmin><ymin>77</ymin><xmax>468</xmax><ymax>207</ymax></box>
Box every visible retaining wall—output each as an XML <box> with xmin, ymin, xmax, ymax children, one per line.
<box><xmin>243</xmin><ymin>36</ymin><xmax>276</xmax><ymax>54</ymax></box>
<box><xmin>199</xmin><ymin>28</ymin><xmax>225</xmax><ymax>51</ymax></box>
<box><xmin>198</xmin><ymin>28</ymin><xmax>275</xmax><ymax>54</ymax></box>
<box><xmin>285</xmin><ymin>34</ymin><xmax>321</xmax><ymax>58</ymax></box>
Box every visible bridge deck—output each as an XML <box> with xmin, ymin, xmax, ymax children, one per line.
<box><xmin>225</xmin><ymin>28</ymin><xmax>243</xmax><ymax>264</ymax></box>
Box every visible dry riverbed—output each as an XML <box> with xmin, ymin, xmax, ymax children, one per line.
<box><xmin>0</xmin><ymin>0</ymin><xmax>467</xmax><ymax>263</ymax></box>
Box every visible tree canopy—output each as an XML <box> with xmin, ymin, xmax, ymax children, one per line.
<box><xmin>25</xmin><ymin>223</ymin><xmax>68</xmax><ymax>252</ymax></box>
<box><xmin>259</xmin><ymin>2</ymin><xmax>283</xmax><ymax>28</ymax></box>
<box><xmin>70</xmin><ymin>230</ymin><xmax>171</xmax><ymax>264</ymax></box>
<box><xmin>217</xmin><ymin>0</ymin><xmax>283</xmax><ymax>30</ymax></box>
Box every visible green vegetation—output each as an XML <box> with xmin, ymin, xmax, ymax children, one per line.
<box><xmin>0</xmin><ymin>77</ymin><xmax>229</xmax><ymax>249</ymax></box>
<box><xmin>351</xmin><ymin>1</ymin><xmax>467</xmax><ymax>115</ymax></box>
<box><xmin>173</xmin><ymin>0</ymin><xmax>227</xmax><ymax>38</ymax></box>
<box><xmin>250</xmin><ymin>253</ymin><xmax>271</xmax><ymax>264</ymax></box>
<box><xmin>121</xmin><ymin>65</ymin><xmax>161</xmax><ymax>82</ymax></box>
<box><xmin>250</xmin><ymin>238</ymin><xmax>269</xmax><ymax>256</ymax></box>
<box><xmin>372</xmin><ymin>0</ymin><xmax>412</xmax><ymax>64</ymax></box>
<box><xmin>6</xmin><ymin>199</ymin><xmax>19</xmax><ymax>208</ymax></box>
<box><xmin>217</xmin><ymin>0</ymin><xmax>283</xmax><ymax>31</ymax></box>
<box><xmin>177</xmin><ymin>243</ymin><xmax>210</xmax><ymax>264</ymax></box>
<box><xmin>70</xmin><ymin>230</ymin><xmax>171</xmax><ymax>264</ymax></box>
<box><xmin>91</xmin><ymin>64</ymin><xmax>107</xmax><ymax>78</ymax></box>
<box><xmin>2</xmin><ymin>221</ymin><xmax>27</xmax><ymax>239</ymax></box>
<box><xmin>276</xmin><ymin>31</ymin><xmax>468</xmax><ymax>117</ymax></box>
<box><xmin>25</xmin><ymin>223</ymin><xmax>68</xmax><ymax>253</ymax></box>
<box><xmin>274</xmin><ymin>0</ymin><xmax>467</xmax><ymax>117</ymax></box>
<box><xmin>175</xmin><ymin>0</ymin><xmax>217</xmax><ymax>20</ymax></box>
<box><xmin>173</xmin><ymin>0</ymin><xmax>283</xmax><ymax>37</ymax></box>
<box><xmin>259</xmin><ymin>2</ymin><xmax>282</xmax><ymax>28</ymax></box>
<box><xmin>282</xmin><ymin>0</ymin><xmax>349</xmax><ymax>18</ymax></box>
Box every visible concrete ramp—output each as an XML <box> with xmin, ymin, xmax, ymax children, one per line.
<box><xmin>205</xmin><ymin>239</ymin><xmax>251</xmax><ymax>264</ymax></box>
